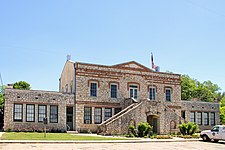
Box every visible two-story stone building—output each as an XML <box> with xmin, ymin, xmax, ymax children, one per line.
<box><xmin>3</xmin><ymin>57</ymin><xmax>220</xmax><ymax>134</ymax></box>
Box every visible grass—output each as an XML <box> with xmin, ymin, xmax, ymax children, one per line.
<box><xmin>1</xmin><ymin>132</ymin><xmax>132</xmax><ymax>140</ymax></box>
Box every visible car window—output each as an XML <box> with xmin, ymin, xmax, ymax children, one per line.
<box><xmin>211</xmin><ymin>126</ymin><xmax>219</xmax><ymax>132</ymax></box>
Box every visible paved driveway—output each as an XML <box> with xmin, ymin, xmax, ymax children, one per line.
<box><xmin>0</xmin><ymin>141</ymin><xmax>225</xmax><ymax>150</ymax></box>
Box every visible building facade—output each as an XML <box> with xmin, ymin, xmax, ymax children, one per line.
<box><xmin>4</xmin><ymin>59</ymin><xmax>220</xmax><ymax>134</ymax></box>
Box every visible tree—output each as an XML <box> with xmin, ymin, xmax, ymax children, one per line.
<box><xmin>13</xmin><ymin>81</ymin><xmax>31</xmax><ymax>90</ymax></box>
<box><xmin>220</xmin><ymin>106</ymin><xmax>225</xmax><ymax>124</ymax></box>
<box><xmin>181</xmin><ymin>75</ymin><xmax>197</xmax><ymax>100</ymax></box>
<box><xmin>0</xmin><ymin>86</ymin><xmax>5</xmax><ymax>109</ymax></box>
<box><xmin>181</xmin><ymin>75</ymin><xmax>223</xmax><ymax>102</ymax></box>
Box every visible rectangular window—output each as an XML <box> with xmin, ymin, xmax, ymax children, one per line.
<box><xmin>94</xmin><ymin>108</ymin><xmax>102</xmax><ymax>124</ymax></box>
<box><xmin>104</xmin><ymin>108</ymin><xmax>112</xmax><ymax>121</ymax></box>
<box><xmin>50</xmin><ymin>105</ymin><xmax>58</xmax><ymax>123</ymax></box>
<box><xmin>204</xmin><ymin>112</ymin><xmax>209</xmax><ymax>125</ymax></box>
<box><xmin>84</xmin><ymin>107</ymin><xmax>92</xmax><ymax>124</ymax></box>
<box><xmin>38</xmin><ymin>105</ymin><xmax>47</xmax><ymax>122</ymax></box>
<box><xmin>165</xmin><ymin>89</ymin><xmax>171</xmax><ymax>101</ymax></box>
<box><xmin>14</xmin><ymin>104</ymin><xmax>23</xmax><ymax>122</ymax></box>
<box><xmin>197</xmin><ymin>112</ymin><xmax>202</xmax><ymax>125</ymax></box>
<box><xmin>26</xmin><ymin>104</ymin><xmax>35</xmax><ymax>122</ymax></box>
<box><xmin>90</xmin><ymin>83</ymin><xmax>97</xmax><ymax>97</ymax></box>
<box><xmin>181</xmin><ymin>111</ymin><xmax>185</xmax><ymax>119</ymax></box>
<box><xmin>190</xmin><ymin>112</ymin><xmax>195</xmax><ymax>122</ymax></box>
<box><xmin>129</xmin><ymin>85</ymin><xmax>138</xmax><ymax>99</ymax></box>
<box><xmin>149</xmin><ymin>87</ymin><xmax>156</xmax><ymax>100</ymax></box>
<box><xmin>110</xmin><ymin>84</ymin><xmax>117</xmax><ymax>98</ymax></box>
<box><xmin>210</xmin><ymin>112</ymin><xmax>215</xmax><ymax>126</ymax></box>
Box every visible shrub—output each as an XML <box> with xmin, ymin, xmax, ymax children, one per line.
<box><xmin>128</xmin><ymin>125</ymin><xmax>137</xmax><ymax>137</ymax></box>
<box><xmin>137</xmin><ymin>122</ymin><xmax>152</xmax><ymax>137</ymax></box>
<box><xmin>156</xmin><ymin>135</ymin><xmax>172</xmax><ymax>139</ymax></box>
<box><xmin>178</xmin><ymin>122</ymin><xmax>199</xmax><ymax>135</ymax></box>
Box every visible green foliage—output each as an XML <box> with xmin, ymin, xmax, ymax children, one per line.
<box><xmin>13</xmin><ymin>81</ymin><xmax>31</xmax><ymax>90</ymax></box>
<box><xmin>137</xmin><ymin>122</ymin><xmax>152</xmax><ymax>137</ymax></box>
<box><xmin>0</xmin><ymin>85</ymin><xmax>5</xmax><ymax>109</ymax></box>
<box><xmin>220</xmin><ymin>106</ymin><xmax>225</xmax><ymax>124</ymax></box>
<box><xmin>128</xmin><ymin>125</ymin><xmax>137</xmax><ymax>137</ymax></box>
<box><xmin>178</xmin><ymin>122</ymin><xmax>199</xmax><ymax>135</ymax></box>
<box><xmin>181</xmin><ymin>75</ymin><xmax>224</xmax><ymax>102</ymax></box>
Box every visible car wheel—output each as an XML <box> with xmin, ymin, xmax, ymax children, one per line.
<box><xmin>202</xmin><ymin>135</ymin><xmax>210</xmax><ymax>142</ymax></box>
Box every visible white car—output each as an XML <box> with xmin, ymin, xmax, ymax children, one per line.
<box><xmin>200</xmin><ymin>125</ymin><xmax>225</xmax><ymax>142</ymax></box>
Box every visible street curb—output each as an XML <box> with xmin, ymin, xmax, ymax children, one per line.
<box><xmin>0</xmin><ymin>139</ymin><xmax>201</xmax><ymax>144</ymax></box>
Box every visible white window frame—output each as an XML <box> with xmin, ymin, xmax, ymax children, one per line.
<box><xmin>149</xmin><ymin>86</ymin><xmax>156</xmax><ymax>100</ymax></box>
<box><xmin>129</xmin><ymin>85</ymin><xmax>138</xmax><ymax>99</ymax></box>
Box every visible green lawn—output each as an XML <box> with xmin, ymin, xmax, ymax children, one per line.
<box><xmin>1</xmin><ymin>132</ymin><xmax>131</xmax><ymax>140</ymax></box>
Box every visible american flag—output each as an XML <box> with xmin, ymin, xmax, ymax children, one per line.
<box><xmin>151</xmin><ymin>52</ymin><xmax>156</xmax><ymax>69</ymax></box>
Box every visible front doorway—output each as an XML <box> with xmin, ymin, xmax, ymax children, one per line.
<box><xmin>66</xmin><ymin>107</ymin><xmax>73</xmax><ymax>131</ymax></box>
<box><xmin>147</xmin><ymin>115</ymin><xmax>159</xmax><ymax>134</ymax></box>
<box><xmin>129</xmin><ymin>85</ymin><xmax>138</xmax><ymax>99</ymax></box>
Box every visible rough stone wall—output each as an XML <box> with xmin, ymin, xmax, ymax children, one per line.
<box><xmin>4</xmin><ymin>89</ymin><xmax>74</xmax><ymax>132</ymax></box>
<box><xmin>99</xmin><ymin>100</ymin><xmax>182</xmax><ymax>135</ymax></box>
<box><xmin>59</xmin><ymin>60</ymin><xmax>75</xmax><ymax>93</ymax></box>
<box><xmin>74</xmin><ymin>61</ymin><xmax>182</xmax><ymax>132</ymax></box>
<box><xmin>181</xmin><ymin>101</ymin><xmax>220</xmax><ymax>130</ymax></box>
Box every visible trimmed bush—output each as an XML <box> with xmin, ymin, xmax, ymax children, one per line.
<box><xmin>156</xmin><ymin>135</ymin><xmax>172</xmax><ymax>139</ymax></box>
<box><xmin>137</xmin><ymin>122</ymin><xmax>152</xmax><ymax>137</ymax></box>
<box><xmin>128</xmin><ymin>125</ymin><xmax>137</xmax><ymax>137</ymax></box>
<box><xmin>178</xmin><ymin>122</ymin><xmax>199</xmax><ymax>135</ymax></box>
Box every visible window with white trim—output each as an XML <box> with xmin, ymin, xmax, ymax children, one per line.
<box><xmin>129</xmin><ymin>85</ymin><xmax>138</xmax><ymax>99</ymax></box>
<box><xmin>104</xmin><ymin>108</ymin><xmax>112</xmax><ymax>121</ymax></box>
<box><xmin>38</xmin><ymin>105</ymin><xmax>47</xmax><ymax>122</ymax></box>
<box><xmin>14</xmin><ymin>104</ymin><xmax>23</xmax><ymax>122</ymax></box>
<box><xmin>84</xmin><ymin>107</ymin><xmax>92</xmax><ymax>124</ymax></box>
<box><xmin>26</xmin><ymin>104</ymin><xmax>35</xmax><ymax>122</ymax></box>
<box><xmin>210</xmin><ymin>112</ymin><xmax>215</xmax><ymax>126</ymax></box>
<box><xmin>94</xmin><ymin>108</ymin><xmax>102</xmax><ymax>124</ymax></box>
<box><xmin>204</xmin><ymin>112</ymin><xmax>209</xmax><ymax>125</ymax></box>
<box><xmin>149</xmin><ymin>86</ymin><xmax>156</xmax><ymax>100</ymax></box>
<box><xmin>190</xmin><ymin>112</ymin><xmax>195</xmax><ymax>123</ymax></box>
<box><xmin>197</xmin><ymin>112</ymin><xmax>202</xmax><ymax>125</ymax></box>
<box><xmin>50</xmin><ymin>105</ymin><xmax>58</xmax><ymax>123</ymax></box>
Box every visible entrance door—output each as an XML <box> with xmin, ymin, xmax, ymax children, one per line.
<box><xmin>66</xmin><ymin>107</ymin><xmax>73</xmax><ymax>131</ymax></box>
<box><xmin>152</xmin><ymin>118</ymin><xmax>158</xmax><ymax>134</ymax></box>
<box><xmin>147</xmin><ymin>115</ymin><xmax>158</xmax><ymax>134</ymax></box>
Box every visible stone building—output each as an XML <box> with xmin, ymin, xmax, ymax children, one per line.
<box><xmin>4</xmin><ymin>57</ymin><xmax>220</xmax><ymax>134</ymax></box>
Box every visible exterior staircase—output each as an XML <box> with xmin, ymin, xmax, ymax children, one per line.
<box><xmin>97</xmin><ymin>99</ymin><xmax>144</xmax><ymax>135</ymax></box>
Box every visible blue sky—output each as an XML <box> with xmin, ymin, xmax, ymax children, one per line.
<box><xmin>0</xmin><ymin>0</ymin><xmax>225</xmax><ymax>92</ymax></box>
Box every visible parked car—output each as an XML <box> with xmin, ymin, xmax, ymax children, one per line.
<box><xmin>200</xmin><ymin>125</ymin><xmax>225</xmax><ymax>142</ymax></box>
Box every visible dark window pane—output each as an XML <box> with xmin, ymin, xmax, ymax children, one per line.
<box><xmin>104</xmin><ymin>108</ymin><xmax>112</xmax><ymax>121</ymax></box>
<box><xmin>84</xmin><ymin>107</ymin><xmax>92</xmax><ymax>124</ymax></box>
<box><xmin>50</xmin><ymin>106</ymin><xmax>58</xmax><ymax>123</ymax></box>
<box><xmin>90</xmin><ymin>83</ymin><xmax>97</xmax><ymax>97</ymax></box>
<box><xmin>110</xmin><ymin>84</ymin><xmax>117</xmax><ymax>98</ymax></box>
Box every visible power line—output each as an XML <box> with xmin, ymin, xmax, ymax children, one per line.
<box><xmin>184</xmin><ymin>0</ymin><xmax>225</xmax><ymax>19</ymax></box>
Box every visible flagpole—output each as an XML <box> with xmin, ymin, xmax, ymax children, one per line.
<box><xmin>0</xmin><ymin>73</ymin><xmax>3</xmax><ymax>93</ymax></box>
